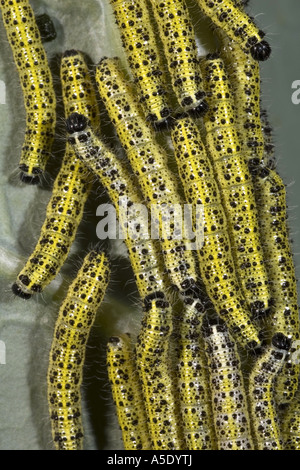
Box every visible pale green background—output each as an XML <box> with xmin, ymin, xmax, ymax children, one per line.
<box><xmin>0</xmin><ymin>0</ymin><xmax>299</xmax><ymax>450</ymax></box>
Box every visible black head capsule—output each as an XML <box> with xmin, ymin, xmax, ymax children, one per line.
<box><xmin>250</xmin><ymin>40</ymin><xmax>271</xmax><ymax>61</ymax></box>
<box><xmin>63</xmin><ymin>49</ymin><xmax>80</xmax><ymax>58</ymax></box>
<box><xmin>11</xmin><ymin>282</ymin><xmax>31</xmax><ymax>300</ymax></box>
<box><xmin>19</xmin><ymin>164</ymin><xmax>42</xmax><ymax>184</ymax></box>
<box><xmin>66</xmin><ymin>113</ymin><xmax>89</xmax><ymax>134</ymax></box>
<box><xmin>272</xmin><ymin>332</ymin><xmax>291</xmax><ymax>352</ymax></box>
<box><xmin>19</xmin><ymin>172</ymin><xmax>40</xmax><ymax>185</ymax></box>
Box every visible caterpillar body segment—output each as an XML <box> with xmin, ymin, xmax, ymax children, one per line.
<box><xmin>106</xmin><ymin>334</ymin><xmax>152</xmax><ymax>450</ymax></box>
<box><xmin>135</xmin><ymin>295</ymin><xmax>185</xmax><ymax>449</ymax></box>
<box><xmin>47</xmin><ymin>251</ymin><xmax>110</xmax><ymax>450</ymax></box>
<box><xmin>175</xmin><ymin>304</ymin><xmax>216</xmax><ymax>449</ymax></box>
<box><xmin>254</xmin><ymin>166</ymin><xmax>300</xmax><ymax>404</ymax></box>
<box><xmin>96</xmin><ymin>57</ymin><xmax>204</xmax><ymax>313</ymax></box>
<box><xmin>249</xmin><ymin>333</ymin><xmax>291</xmax><ymax>450</ymax></box>
<box><xmin>203</xmin><ymin>321</ymin><xmax>254</xmax><ymax>450</ymax></box>
<box><xmin>0</xmin><ymin>0</ymin><xmax>56</xmax><ymax>183</ymax></box>
<box><xmin>219</xmin><ymin>30</ymin><xmax>264</xmax><ymax>169</ymax></box>
<box><xmin>194</xmin><ymin>0</ymin><xmax>271</xmax><ymax>61</ymax></box>
<box><xmin>12</xmin><ymin>50</ymin><xmax>99</xmax><ymax>299</ymax></box>
<box><xmin>109</xmin><ymin>0</ymin><xmax>171</xmax><ymax>126</ymax></box>
<box><xmin>148</xmin><ymin>0</ymin><xmax>207</xmax><ymax>114</ymax></box>
<box><xmin>66</xmin><ymin>113</ymin><xmax>170</xmax><ymax>302</ymax></box>
<box><xmin>201</xmin><ymin>55</ymin><xmax>271</xmax><ymax>317</ymax></box>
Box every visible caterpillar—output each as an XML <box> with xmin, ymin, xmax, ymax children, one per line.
<box><xmin>148</xmin><ymin>0</ymin><xmax>208</xmax><ymax>114</ymax></box>
<box><xmin>281</xmin><ymin>389</ymin><xmax>300</xmax><ymax>450</ymax></box>
<box><xmin>171</xmin><ymin>116</ymin><xmax>261</xmax><ymax>350</ymax></box>
<box><xmin>135</xmin><ymin>295</ymin><xmax>184</xmax><ymax>449</ymax></box>
<box><xmin>96</xmin><ymin>57</ymin><xmax>204</xmax><ymax>322</ymax></box>
<box><xmin>218</xmin><ymin>21</ymin><xmax>264</xmax><ymax>170</ymax></box>
<box><xmin>254</xmin><ymin>166</ymin><xmax>300</xmax><ymax>404</ymax></box>
<box><xmin>0</xmin><ymin>0</ymin><xmax>56</xmax><ymax>184</ymax></box>
<box><xmin>47</xmin><ymin>250</ymin><xmax>111</xmax><ymax>450</ymax></box>
<box><xmin>65</xmin><ymin>112</ymin><xmax>170</xmax><ymax>304</ymax></box>
<box><xmin>108</xmin><ymin>0</ymin><xmax>171</xmax><ymax>127</ymax></box>
<box><xmin>201</xmin><ymin>55</ymin><xmax>271</xmax><ymax>317</ymax></box>
<box><xmin>106</xmin><ymin>333</ymin><xmax>152</xmax><ymax>450</ymax></box>
<box><xmin>202</xmin><ymin>320</ymin><xmax>254</xmax><ymax>450</ymax></box>
<box><xmin>175</xmin><ymin>304</ymin><xmax>217</xmax><ymax>449</ymax></box>
<box><xmin>248</xmin><ymin>333</ymin><xmax>291</xmax><ymax>450</ymax></box>
<box><xmin>194</xmin><ymin>0</ymin><xmax>271</xmax><ymax>61</ymax></box>
<box><xmin>12</xmin><ymin>49</ymin><xmax>99</xmax><ymax>299</ymax></box>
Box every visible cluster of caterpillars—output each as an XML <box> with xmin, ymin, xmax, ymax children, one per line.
<box><xmin>2</xmin><ymin>0</ymin><xmax>300</xmax><ymax>450</ymax></box>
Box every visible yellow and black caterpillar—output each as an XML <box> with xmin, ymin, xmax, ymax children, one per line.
<box><xmin>0</xmin><ymin>0</ymin><xmax>56</xmax><ymax>183</ymax></box>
